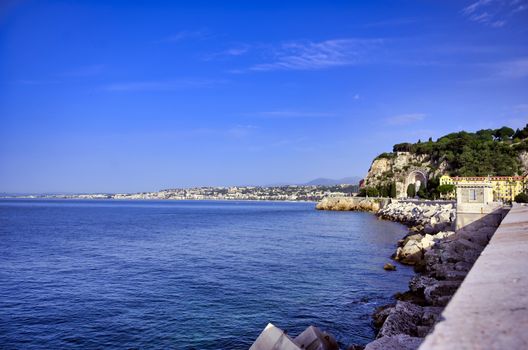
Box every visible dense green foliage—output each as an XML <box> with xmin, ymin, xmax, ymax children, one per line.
<box><xmin>438</xmin><ymin>184</ymin><xmax>456</xmax><ymax>195</ymax></box>
<box><xmin>390</xmin><ymin>182</ymin><xmax>397</xmax><ymax>198</ymax></box>
<box><xmin>392</xmin><ymin>125</ymin><xmax>528</xmax><ymax>176</ymax></box>
<box><xmin>407</xmin><ymin>184</ymin><xmax>416</xmax><ymax>198</ymax></box>
<box><xmin>357</xmin><ymin>186</ymin><xmax>380</xmax><ymax>197</ymax></box>
<box><xmin>514</xmin><ymin>192</ymin><xmax>528</xmax><ymax>203</ymax></box>
<box><xmin>375</xmin><ymin>152</ymin><xmax>396</xmax><ymax>160</ymax></box>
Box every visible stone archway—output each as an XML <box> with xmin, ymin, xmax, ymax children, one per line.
<box><xmin>405</xmin><ymin>169</ymin><xmax>428</xmax><ymax>197</ymax></box>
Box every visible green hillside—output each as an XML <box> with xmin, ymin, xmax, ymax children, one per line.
<box><xmin>389</xmin><ymin>125</ymin><xmax>528</xmax><ymax>177</ymax></box>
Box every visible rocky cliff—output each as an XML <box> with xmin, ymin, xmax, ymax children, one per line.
<box><xmin>364</xmin><ymin>152</ymin><xmax>449</xmax><ymax>198</ymax></box>
<box><xmin>362</xmin><ymin>127</ymin><xmax>528</xmax><ymax>199</ymax></box>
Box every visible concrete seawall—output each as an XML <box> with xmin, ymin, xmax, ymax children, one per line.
<box><xmin>419</xmin><ymin>203</ymin><xmax>528</xmax><ymax>349</ymax></box>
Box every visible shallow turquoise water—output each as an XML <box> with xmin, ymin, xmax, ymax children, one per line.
<box><xmin>0</xmin><ymin>199</ymin><xmax>413</xmax><ymax>349</ymax></box>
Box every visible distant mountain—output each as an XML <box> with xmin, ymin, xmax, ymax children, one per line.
<box><xmin>263</xmin><ymin>176</ymin><xmax>361</xmax><ymax>187</ymax></box>
<box><xmin>303</xmin><ymin>176</ymin><xmax>362</xmax><ymax>186</ymax></box>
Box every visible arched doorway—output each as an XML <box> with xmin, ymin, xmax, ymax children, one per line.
<box><xmin>405</xmin><ymin>169</ymin><xmax>428</xmax><ymax>197</ymax></box>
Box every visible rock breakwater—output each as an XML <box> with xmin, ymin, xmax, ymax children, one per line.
<box><xmin>361</xmin><ymin>200</ymin><xmax>500</xmax><ymax>350</ymax></box>
<box><xmin>314</xmin><ymin>197</ymin><xmax>503</xmax><ymax>349</ymax></box>
<box><xmin>316</xmin><ymin>197</ymin><xmax>390</xmax><ymax>212</ymax></box>
<box><xmin>377</xmin><ymin>201</ymin><xmax>455</xmax><ymax>235</ymax></box>
<box><xmin>376</xmin><ymin>201</ymin><xmax>456</xmax><ymax>266</ymax></box>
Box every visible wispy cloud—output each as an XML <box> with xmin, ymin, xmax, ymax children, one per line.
<box><xmin>461</xmin><ymin>0</ymin><xmax>528</xmax><ymax>27</ymax></box>
<box><xmin>384</xmin><ymin>113</ymin><xmax>426</xmax><ymax>126</ymax></box>
<box><xmin>249</xmin><ymin>38</ymin><xmax>383</xmax><ymax>71</ymax></box>
<box><xmin>462</xmin><ymin>0</ymin><xmax>494</xmax><ymax>16</ymax></box>
<box><xmin>495</xmin><ymin>58</ymin><xmax>528</xmax><ymax>79</ymax></box>
<box><xmin>222</xmin><ymin>46</ymin><xmax>250</xmax><ymax>56</ymax></box>
<box><xmin>513</xmin><ymin>2</ymin><xmax>528</xmax><ymax>12</ymax></box>
<box><xmin>227</xmin><ymin>124</ymin><xmax>257</xmax><ymax>139</ymax></box>
<box><xmin>458</xmin><ymin>57</ymin><xmax>528</xmax><ymax>83</ymax></box>
<box><xmin>250</xmin><ymin>110</ymin><xmax>336</xmax><ymax>118</ymax></box>
<box><xmin>468</xmin><ymin>11</ymin><xmax>492</xmax><ymax>23</ymax></box>
<box><xmin>491</xmin><ymin>20</ymin><xmax>506</xmax><ymax>27</ymax></box>
<box><xmin>203</xmin><ymin>44</ymin><xmax>251</xmax><ymax>61</ymax></box>
<box><xmin>102</xmin><ymin>79</ymin><xmax>225</xmax><ymax>92</ymax></box>
<box><xmin>159</xmin><ymin>29</ymin><xmax>211</xmax><ymax>43</ymax></box>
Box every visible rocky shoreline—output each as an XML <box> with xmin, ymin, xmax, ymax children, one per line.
<box><xmin>317</xmin><ymin>198</ymin><xmax>501</xmax><ymax>350</ymax></box>
<box><xmin>360</xmin><ymin>200</ymin><xmax>498</xmax><ymax>350</ymax></box>
<box><xmin>315</xmin><ymin>197</ymin><xmax>390</xmax><ymax>212</ymax></box>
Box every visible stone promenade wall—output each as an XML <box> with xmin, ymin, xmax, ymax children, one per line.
<box><xmin>418</xmin><ymin>203</ymin><xmax>528</xmax><ymax>349</ymax></box>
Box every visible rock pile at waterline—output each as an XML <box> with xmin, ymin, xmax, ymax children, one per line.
<box><xmin>377</xmin><ymin>201</ymin><xmax>455</xmax><ymax>235</ymax></box>
<box><xmin>312</xmin><ymin>197</ymin><xmax>501</xmax><ymax>349</ymax></box>
<box><xmin>363</xmin><ymin>201</ymin><xmax>497</xmax><ymax>350</ymax></box>
<box><xmin>315</xmin><ymin>197</ymin><xmax>386</xmax><ymax>212</ymax></box>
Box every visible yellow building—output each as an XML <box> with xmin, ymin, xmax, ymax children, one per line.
<box><xmin>440</xmin><ymin>175</ymin><xmax>527</xmax><ymax>202</ymax></box>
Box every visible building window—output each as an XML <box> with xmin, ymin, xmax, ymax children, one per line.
<box><xmin>470</xmin><ymin>189</ymin><xmax>477</xmax><ymax>201</ymax></box>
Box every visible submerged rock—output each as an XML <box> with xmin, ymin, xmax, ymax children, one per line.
<box><xmin>384</xmin><ymin>263</ymin><xmax>397</xmax><ymax>271</ymax></box>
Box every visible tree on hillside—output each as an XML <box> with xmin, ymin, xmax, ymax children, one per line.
<box><xmin>514</xmin><ymin>192</ymin><xmax>528</xmax><ymax>203</ymax></box>
<box><xmin>426</xmin><ymin>176</ymin><xmax>440</xmax><ymax>199</ymax></box>
<box><xmin>407</xmin><ymin>184</ymin><xmax>416</xmax><ymax>198</ymax></box>
<box><xmin>378</xmin><ymin>184</ymin><xmax>390</xmax><ymax>197</ymax></box>
<box><xmin>493</xmin><ymin>127</ymin><xmax>514</xmax><ymax>141</ymax></box>
<box><xmin>393</xmin><ymin>142</ymin><xmax>414</xmax><ymax>152</ymax></box>
<box><xmin>417</xmin><ymin>186</ymin><xmax>428</xmax><ymax>199</ymax></box>
<box><xmin>476</xmin><ymin>129</ymin><xmax>494</xmax><ymax>142</ymax></box>
<box><xmin>389</xmin><ymin>127</ymin><xmax>521</xmax><ymax>177</ymax></box>
<box><xmin>390</xmin><ymin>182</ymin><xmax>397</xmax><ymax>198</ymax></box>
<box><xmin>358</xmin><ymin>187</ymin><xmax>380</xmax><ymax>197</ymax></box>
<box><xmin>367</xmin><ymin>187</ymin><xmax>379</xmax><ymax>197</ymax></box>
<box><xmin>438</xmin><ymin>184</ymin><xmax>456</xmax><ymax>198</ymax></box>
<box><xmin>513</xmin><ymin>124</ymin><xmax>528</xmax><ymax>140</ymax></box>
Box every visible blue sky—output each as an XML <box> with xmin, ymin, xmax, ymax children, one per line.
<box><xmin>1</xmin><ymin>0</ymin><xmax>528</xmax><ymax>193</ymax></box>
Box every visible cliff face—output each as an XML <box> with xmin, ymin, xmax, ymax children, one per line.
<box><xmin>364</xmin><ymin>149</ymin><xmax>528</xmax><ymax>198</ymax></box>
<box><xmin>364</xmin><ymin>152</ymin><xmax>448</xmax><ymax>198</ymax></box>
<box><xmin>518</xmin><ymin>151</ymin><xmax>528</xmax><ymax>171</ymax></box>
<box><xmin>362</xmin><ymin>128</ymin><xmax>528</xmax><ymax>198</ymax></box>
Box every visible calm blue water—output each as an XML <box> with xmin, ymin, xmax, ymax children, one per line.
<box><xmin>0</xmin><ymin>200</ymin><xmax>413</xmax><ymax>349</ymax></box>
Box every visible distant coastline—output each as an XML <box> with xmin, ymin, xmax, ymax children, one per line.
<box><xmin>0</xmin><ymin>184</ymin><xmax>358</xmax><ymax>202</ymax></box>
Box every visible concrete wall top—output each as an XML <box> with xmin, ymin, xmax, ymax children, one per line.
<box><xmin>419</xmin><ymin>204</ymin><xmax>528</xmax><ymax>349</ymax></box>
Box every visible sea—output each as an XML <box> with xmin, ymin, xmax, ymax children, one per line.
<box><xmin>0</xmin><ymin>199</ymin><xmax>413</xmax><ymax>349</ymax></box>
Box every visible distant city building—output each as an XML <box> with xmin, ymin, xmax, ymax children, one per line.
<box><xmin>440</xmin><ymin>175</ymin><xmax>526</xmax><ymax>202</ymax></box>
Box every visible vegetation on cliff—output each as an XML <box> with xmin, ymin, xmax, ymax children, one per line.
<box><xmin>392</xmin><ymin>125</ymin><xmax>528</xmax><ymax>177</ymax></box>
<box><xmin>364</xmin><ymin>125</ymin><xmax>528</xmax><ymax>199</ymax></box>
